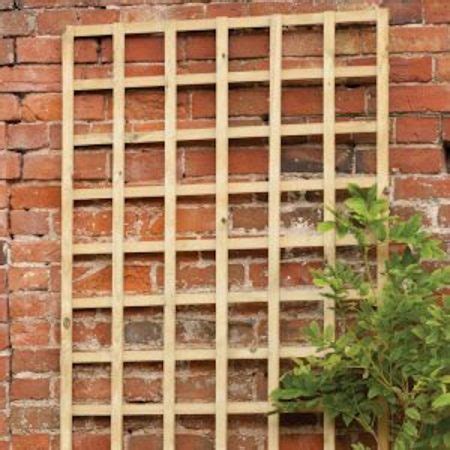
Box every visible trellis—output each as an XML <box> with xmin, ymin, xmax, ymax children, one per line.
<box><xmin>61</xmin><ymin>8</ymin><xmax>389</xmax><ymax>450</ymax></box>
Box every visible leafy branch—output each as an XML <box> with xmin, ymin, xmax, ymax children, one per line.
<box><xmin>271</xmin><ymin>184</ymin><xmax>450</xmax><ymax>450</ymax></box>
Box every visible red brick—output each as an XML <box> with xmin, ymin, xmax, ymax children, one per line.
<box><xmin>382</xmin><ymin>0</ymin><xmax>422</xmax><ymax>24</ymax></box>
<box><xmin>37</xmin><ymin>8</ymin><xmax>119</xmax><ymax>35</ymax></box>
<box><xmin>0</xmin><ymin>94</ymin><xmax>20</xmax><ymax>121</ymax></box>
<box><xmin>10</xmin><ymin>292</ymin><xmax>58</xmax><ymax>319</ymax></box>
<box><xmin>395</xmin><ymin>177</ymin><xmax>450</xmax><ymax>199</ymax></box>
<box><xmin>0</xmin><ymin>324</ymin><xmax>8</xmax><ymax>350</ymax></box>
<box><xmin>124</xmin><ymin>35</ymin><xmax>164</xmax><ymax>63</ymax></box>
<box><xmin>436</xmin><ymin>55</ymin><xmax>450</xmax><ymax>81</ymax></box>
<box><xmin>443</xmin><ymin>117</ymin><xmax>450</xmax><ymax>140</ymax></box>
<box><xmin>11</xmin><ymin>378</ymin><xmax>50</xmax><ymax>400</ymax></box>
<box><xmin>8</xmin><ymin>267</ymin><xmax>49</xmax><ymax>291</ymax></box>
<box><xmin>10</xmin><ymin>210</ymin><xmax>50</xmax><ymax>236</ymax></box>
<box><xmin>73</xmin><ymin>434</ymin><xmax>110</xmax><ymax>450</ymax></box>
<box><xmin>74</xmin><ymin>151</ymin><xmax>109</xmax><ymax>180</ymax></box>
<box><xmin>11</xmin><ymin>240</ymin><xmax>60</xmax><ymax>263</ymax></box>
<box><xmin>438</xmin><ymin>205</ymin><xmax>450</xmax><ymax>227</ymax></box>
<box><xmin>205</xmin><ymin>2</ymin><xmax>248</xmax><ymax>18</ymax></box>
<box><xmin>18</xmin><ymin>36</ymin><xmax>97</xmax><ymax>64</ymax></box>
<box><xmin>75</xmin><ymin>93</ymin><xmax>107</xmax><ymax>121</ymax></box>
<box><xmin>280</xmin><ymin>434</ymin><xmax>323</xmax><ymax>449</ymax></box>
<box><xmin>17</xmin><ymin>37</ymin><xmax>60</xmax><ymax>63</ymax></box>
<box><xmin>390</xmin><ymin>85</ymin><xmax>450</xmax><ymax>113</ymax></box>
<box><xmin>12</xmin><ymin>349</ymin><xmax>59</xmax><ymax>373</ymax></box>
<box><xmin>22</xmin><ymin>94</ymin><xmax>61</xmax><ymax>122</ymax></box>
<box><xmin>0</xmin><ymin>356</ymin><xmax>9</xmax><ymax>382</ymax></box>
<box><xmin>0</xmin><ymin>123</ymin><xmax>4</xmax><ymax>149</ymax></box>
<box><xmin>0</xmin><ymin>182</ymin><xmax>8</xmax><ymax>209</ymax></box>
<box><xmin>0</xmin><ymin>151</ymin><xmax>21</xmax><ymax>179</ymax></box>
<box><xmin>396</xmin><ymin>116</ymin><xmax>440</xmax><ymax>143</ymax></box>
<box><xmin>0</xmin><ymin>66</ymin><xmax>60</xmax><ymax>93</ymax></box>
<box><xmin>23</xmin><ymin>153</ymin><xmax>60</xmax><ymax>180</ymax></box>
<box><xmin>390</xmin><ymin>56</ymin><xmax>432</xmax><ymax>83</ymax></box>
<box><xmin>12</xmin><ymin>434</ymin><xmax>50</xmax><ymax>450</ymax></box>
<box><xmin>7</xmin><ymin>123</ymin><xmax>48</xmax><ymax>150</ymax></box>
<box><xmin>11</xmin><ymin>185</ymin><xmax>60</xmax><ymax>209</ymax></box>
<box><xmin>390</xmin><ymin>26</ymin><xmax>449</xmax><ymax>53</ymax></box>
<box><xmin>358</xmin><ymin>146</ymin><xmax>444</xmax><ymax>174</ymax></box>
<box><xmin>10</xmin><ymin>406</ymin><xmax>58</xmax><ymax>432</ymax></box>
<box><xmin>11</xmin><ymin>321</ymin><xmax>51</xmax><ymax>346</ymax></box>
<box><xmin>424</xmin><ymin>0</ymin><xmax>450</xmax><ymax>23</ymax></box>
<box><xmin>0</xmin><ymin>38</ymin><xmax>13</xmax><ymax>65</ymax></box>
<box><xmin>0</xmin><ymin>10</ymin><xmax>35</xmax><ymax>37</ymax></box>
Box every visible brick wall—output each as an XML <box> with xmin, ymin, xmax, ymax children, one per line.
<box><xmin>0</xmin><ymin>0</ymin><xmax>449</xmax><ymax>449</ymax></box>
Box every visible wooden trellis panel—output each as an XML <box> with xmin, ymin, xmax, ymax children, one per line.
<box><xmin>61</xmin><ymin>8</ymin><xmax>389</xmax><ymax>450</ymax></box>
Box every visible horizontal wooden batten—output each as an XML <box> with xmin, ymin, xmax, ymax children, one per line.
<box><xmin>72</xmin><ymin>346</ymin><xmax>318</xmax><ymax>364</ymax></box>
<box><xmin>72</xmin><ymin>288</ymin><xmax>360</xmax><ymax>309</ymax></box>
<box><xmin>73</xmin><ymin>65</ymin><xmax>376</xmax><ymax>91</ymax></box>
<box><xmin>71</xmin><ymin>9</ymin><xmax>377</xmax><ymax>37</ymax></box>
<box><xmin>72</xmin><ymin>234</ymin><xmax>359</xmax><ymax>255</ymax></box>
<box><xmin>73</xmin><ymin>120</ymin><xmax>376</xmax><ymax>147</ymax></box>
<box><xmin>72</xmin><ymin>400</ymin><xmax>317</xmax><ymax>416</ymax></box>
<box><xmin>73</xmin><ymin>176</ymin><xmax>376</xmax><ymax>201</ymax></box>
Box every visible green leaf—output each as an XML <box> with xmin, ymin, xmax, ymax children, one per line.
<box><xmin>406</xmin><ymin>408</ymin><xmax>421</xmax><ymax>421</ymax></box>
<box><xmin>318</xmin><ymin>221</ymin><xmax>335</xmax><ymax>233</ymax></box>
<box><xmin>432</xmin><ymin>393</ymin><xmax>450</xmax><ymax>409</ymax></box>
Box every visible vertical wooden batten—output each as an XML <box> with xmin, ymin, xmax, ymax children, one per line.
<box><xmin>215</xmin><ymin>16</ymin><xmax>229</xmax><ymax>450</ymax></box>
<box><xmin>111</xmin><ymin>22</ymin><xmax>126</xmax><ymax>450</ymax></box>
<box><xmin>163</xmin><ymin>21</ymin><xmax>177</xmax><ymax>450</ymax></box>
<box><xmin>267</xmin><ymin>14</ymin><xmax>282</xmax><ymax>450</ymax></box>
<box><xmin>60</xmin><ymin>25</ymin><xmax>74</xmax><ymax>450</ymax></box>
<box><xmin>323</xmin><ymin>10</ymin><xmax>336</xmax><ymax>450</ymax></box>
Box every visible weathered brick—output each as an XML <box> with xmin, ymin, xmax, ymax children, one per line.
<box><xmin>396</xmin><ymin>116</ymin><xmax>440</xmax><ymax>143</ymax></box>
<box><xmin>0</xmin><ymin>38</ymin><xmax>13</xmax><ymax>65</ymax></box>
<box><xmin>390</xmin><ymin>26</ymin><xmax>449</xmax><ymax>53</ymax></box>
<box><xmin>390</xmin><ymin>56</ymin><xmax>432</xmax><ymax>83</ymax></box>
<box><xmin>8</xmin><ymin>267</ymin><xmax>49</xmax><ymax>291</ymax></box>
<box><xmin>0</xmin><ymin>94</ymin><xmax>20</xmax><ymax>121</ymax></box>
<box><xmin>11</xmin><ymin>434</ymin><xmax>50</xmax><ymax>450</ymax></box>
<box><xmin>22</xmin><ymin>94</ymin><xmax>61</xmax><ymax>121</ymax></box>
<box><xmin>12</xmin><ymin>349</ymin><xmax>58</xmax><ymax>373</ymax></box>
<box><xmin>11</xmin><ymin>240</ymin><xmax>60</xmax><ymax>263</ymax></box>
<box><xmin>438</xmin><ymin>205</ymin><xmax>450</xmax><ymax>227</ymax></box>
<box><xmin>0</xmin><ymin>10</ymin><xmax>35</xmax><ymax>37</ymax></box>
<box><xmin>7</xmin><ymin>123</ymin><xmax>48</xmax><ymax>150</ymax></box>
<box><xmin>10</xmin><ymin>406</ymin><xmax>58</xmax><ymax>432</ymax></box>
<box><xmin>37</xmin><ymin>8</ymin><xmax>119</xmax><ymax>35</ymax></box>
<box><xmin>0</xmin><ymin>151</ymin><xmax>21</xmax><ymax>179</ymax></box>
<box><xmin>382</xmin><ymin>0</ymin><xmax>422</xmax><ymax>24</ymax></box>
<box><xmin>395</xmin><ymin>177</ymin><xmax>450</xmax><ymax>199</ymax></box>
<box><xmin>10</xmin><ymin>210</ymin><xmax>50</xmax><ymax>236</ymax></box>
<box><xmin>11</xmin><ymin>185</ymin><xmax>60</xmax><ymax>209</ymax></box>
<box><xmin>11</xmin><ymin>378</ymin><xmax>50</xmax><ymax>400</ymax></box>
<box><xmin>436</xmin><ymin>55</ymin><xmax>450</xmax><ymax>81</ymax></box>
<box><xmin>390</xmin><ymin>85</ymin><xmax>450</xmax><ymax>113</ymax></box>
<box><xmin>0</xmin><ymin>66</ymin><xmax>60</xmax><ymax>93</ymax></box>
<box><xmin>424</xmin><ymin>0</ymin><xmax>450</xmax><ymax>24</ymax></box>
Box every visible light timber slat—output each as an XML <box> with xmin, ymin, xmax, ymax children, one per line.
<box><xmin>110</xmin><ymin>23</ymin><xmax>125</xmax><ymax>450</ymax></box>
<box><xmin>72</xmin><ymin>288</ymin><xmax>361</xmax><ymax>310</ymax></box>
<box><xmin>215</xmin><ymin>17</ymin><xmax>229</xmax><ymax>450</ymax></box>
<box><xmin>72</xmin><ymin>234</ymin><xmax>360</xmax><ymax>255</ymax></box>
<box><xmin>73</xmin><ymin>120</ymin><xmax>376</xmax><ymax>147</ymax></box>
<box><xmin>73</xmin><ymin>66</ymin><xmax>376</xmax><ymax>91</ymax></box>
<box><xmin>323</xmin><ymin>12</ymin><xmax>336</xmax><ymax>450</ymax></box>
<box><xmin>376</xmin><ymin>9</ymin><xmax>390</xmax><ymax>450</ymax></box>
<box><xmin>73</xmin><ymin>401</ymin><xmax>283</xmax><ymax>417</ymax></box>
<box><xmin>267</xmin><ymin>15</ymin><xmax>282</xmax><ymax>450</ymax></box>
<box><xmin>72</xmin><ymin>346</ymin><xmax>317</xmax><ymax>365</ymax></box>
<box><xmin>163</xmin><ymin>21</ymin><xmax>177</xmax><ymax>450</ymax></box>
<box><xmin>72</xmin><ymin>176</ymin><xmax>376</xmax><ymax>201</ymax></box>
<box><xmin>60</xmin><ymin>26</ymin><xmax>74</xmax><ymax>450</ymax></box>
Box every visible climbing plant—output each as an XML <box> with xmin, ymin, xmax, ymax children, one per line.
<box><xmin>272</xmin><ymin>185</ymin><xmax>450</xmax><ymax>450</ymax></box>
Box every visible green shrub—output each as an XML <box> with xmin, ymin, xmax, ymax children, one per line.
<box><xmin>271</xmin><ymin>185</ymin><xmax>450</xmax><ymax>450</ymax></box>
